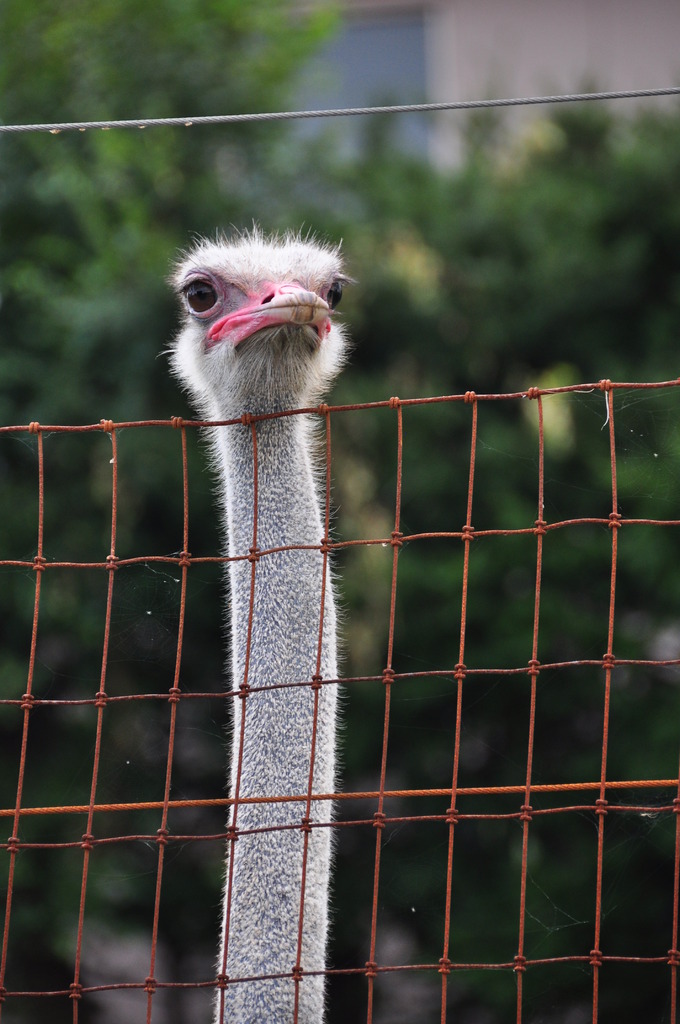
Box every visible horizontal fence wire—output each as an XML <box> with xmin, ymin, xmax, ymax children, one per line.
<box><xmin>1</xmin><ymin>86</ymin><xmax>679</xmax><ymax>135</ymax></box>
<box><xmin>0</xmin><ymin>379</ymin><xmax>679</xmax><ymax>1022</ymax></box>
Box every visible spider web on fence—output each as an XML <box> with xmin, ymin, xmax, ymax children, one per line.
<box><xmin>1</xmin><ymin>380</ymin><xmax>679</xmax><ymax>1024</ymax></box>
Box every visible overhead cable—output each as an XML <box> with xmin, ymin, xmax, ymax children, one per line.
<box><xmin>1</xmin><ymin>86</ymin><xmax>679</xmax><ymax>135</ymax></box>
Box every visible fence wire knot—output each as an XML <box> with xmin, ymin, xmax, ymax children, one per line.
<box><xmin>240</xmin><ymin>412</ymin><xmax>253</xmax><ymax>426</ymax></box>
<box><xmin>373</xmin><ymin>811</ymin><xmax>386</xmax><ymax>830</ymax></box>
<box><xmin>438</xmin><ymin>957</ymin><xmax>452</xmax><ymax>974</ymax></box>
<box><xmin>99</xmin><ymin>419</ymin><xmax>114</xmax><ymax>433</ymax></box>
<box><xmin>454</xmin><ymin>663</ymin><xmax>466</xmax><ymax>682</ymax></box>
<box><xmin>247</xmin><ymin>546</ymin><xmax>260</xmax><ymax>564</ymax></box>
<box><xmin>381</xmin><ymin>667</ymin><xmax>395</xmax><ymax>685</ymax></box>
<box><xmin>215</xmin><ymin>973</ymin><xmax>229</xmax><ymax>990</ymax></box>
<box><xmin>461</xmin><ymin>524</ymin><xmax>475</xmax><ymax>541</ymax></box>
<box><xmin>365</xmin><ymin>960</ymin><xmax>378</xmax><ymax>978</ymax></box>
<box><xmin>300</xmin><ymin>816</ymin><xmax>312</xmax><ymax>834</ymax></box>
<box><xmin>106</xmin><ymin>554</ymin><xmax>119</xmax><ymax>571</ymax></box>
<box><xmin>526</xmin><ymin>387</ymin><xmax>541</xmax><ymax>400</ymax></box>
<box><xmin>598</xmin><ymin>379</ymin><xmax>613</xmax><ymax>392</ymax></box>
<box><xmin>0</xmin><ymin>985</ymin><xmax>6</xmax><ymax>1004</ymax></box>
<box><xmin>601</xmin><ymin>652</ymin><xmax>616</xmax><ymax>670</ymax></box>
<box><xmin>80</xmin><ymin>832</ymin><xmax>95</xmax><ymax>850</ymax></box>
<box><xmin>178</xmin><ymin>550</ymin><xmax>191</xmax><ymax>568</ymax></box>
<box><xmin>167</xmin><ymin>687</ymin><xmax>182</xmax><ymax>703</ymax></box>
<box><xmin>668</xmin><ymin>948</ymin><xmax>680</xmax><ymax>967</ymax></box>
<box><xmin>527</xmin><ymin>659</ymin><xmax>541</xmax><ymax>677</ymax></box>
<box><xmin>464</xmin><ymin>390</ymin><xmax>477</xmax><ymax>403</ymax></box>
<box><xmin>28</xmin><ymin>421</ymin><xmax>40</xmax><ymax>434</ymax></box>
<box><xmin>388</xmin><ymin>396</ymin><xmax>401</xmax><ymax>409</ymax></box>
<box><xmin>69</xmin><ymin>983</ymin><xmax>83</xmax><ymax>1001</ymax></box>
<box><xmin>311</xmin><ymin>674</ymin><xmax>323</xmax><ymax>692</ymax></box>
<box><xmin>534</xmin><ymin>519</ymin><xmax>547</xmax><ymax>536</ymax></box>
<box><xmin>317</xmin><ymin>402</ymin><xmax>329</xmax><ymax>416</ymax></box>
<box><xmin>391</xmin><ymin>530</ymin><xmax>403</xmax><ymax>548</ymax></box>
<box><xmin>595</xmin><ymin>799</ymin><xmax>609</xmax><ymax>816</ymax></box>
<box><xmin>589</xmin><ymin>949</ymin><xmax>603</xmax><ymax>967</ymax></box>
<box><xmin>32</xmin><ymin>554</ymin><xmax>46</xmax><ymax>572</ymax></box>
<box><xmin>673</xmin><ymin>798</ymin><xmax>680</xmax><ymax>815</ymax></box>
<box><xmin>513</xmin><ymin>955</ymin><xmax>527</xmax><ymax>973</ymax></box>
<box><xmin>170</xmin><ymin>415</ymin><xmax>184</xmax><ymax>429</ymax></box>
<box><xmin>95</xmin><ymin>691</ymin><xmax>108</xmax><ymax>708</ymax></box>
<box><xmin>446</xmin><ymin>806</ymin><xmax>459</xmax><ymax>825</ymax></box>
<box><xmin>20</xmin><ymin>692</ymin><xmax>34</xmax><ymax>710</ymax></box>
<box><xmin>156</xmin><ymin>828</ymin><xmax>169</xmax><ymax>847</ymax></box>
<box><xmin>520</xmin><ymin>804</ymin><xmax>533</xmax><ymax>822</ymax></box>
<box><xmin>144</xmin><ymin>976</ymin><xmax>157</xmax><ymax>994</ymax></box>
<box><xmin>608</xmin><ymin>512</ymin><xmax>622</xmax><ymax>529</ymax></box>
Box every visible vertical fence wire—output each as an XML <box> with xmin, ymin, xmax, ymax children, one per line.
<box><xmin>216</xmin><ymin>415</ymin><xmax>261</xmax><ymax>1019</ymax></box>
<box><xmin>0</xmin><ymin>425</ymin><xmax>45</xmax><ymax>1021</ymax></box>
<box><xmin>438</xmin><ymin>390</ymin><xmax>478</xmax><ymax>1021</ymax></box>
<box><xmin>365</xmin><ymin>397</ymin><xmax>404</xmax><ymax>1023</ymax></box>
<box><xmin>144</xmin><ymin>421</ymin><xmax>190</xmax><ymax>1023</ymax></box>
<box><xmin>514</xmin><ymin>391</ymin><xmax>545</xmax><ymax>1021</ymax></box>
<box><xmin>70</xmin><ymin>423</ymin><xmax>119</xmax><ymax>1021</ymax></box>
<box><xmin>293</xmin><ymin>404</ymin><xmax>335</xmax><ymax>1020</ymax></box>
<box><xmin>591</xmin><ymin>384</ymin><xmax>619</xmax><ymax>1020</ymax></box>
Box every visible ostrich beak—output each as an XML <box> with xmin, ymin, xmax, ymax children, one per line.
<box><xmin>207</xmin><ymin>284</ymin><xmax>331</xmax><ymax>348</ymax></box>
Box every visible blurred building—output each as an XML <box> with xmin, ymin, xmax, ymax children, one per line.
<box><xmin>298</xmin><ymin>0</ymin><xmax>680</xmax><ymax>166</ymax></box>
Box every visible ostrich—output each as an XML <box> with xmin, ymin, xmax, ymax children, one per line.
<box><xmin>169</xmin><ymin>228</ymin><xmax>350</xmax><ymax>1023</ymax></box>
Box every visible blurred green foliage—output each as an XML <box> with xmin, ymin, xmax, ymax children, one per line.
<box><xmin>2</xmin><ymin>2</ymin><xmax>680</xmax><ymax>1021</ymax></box>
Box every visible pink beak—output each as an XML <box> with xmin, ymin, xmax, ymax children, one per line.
<box><xmin>207</xmin><ymin>283</ymin><xmax>332</xmax><ymax>348</ymax></box>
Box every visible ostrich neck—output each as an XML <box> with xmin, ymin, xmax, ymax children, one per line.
<box><xmin>211</xmin><ymin>405</ymin><xmax>337</xmax><ymax>1024</ymax></box>
<box><xmin>216</xmin><ymin>412</ymin><xmax>337</xmax><ymax>689</ymax></box>
<box><xmin>223</xmin><ymin>413</ymin><xmax>326</xmax><ymax>579</ymax></box>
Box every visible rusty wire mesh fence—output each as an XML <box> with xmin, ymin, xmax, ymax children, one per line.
<box><xmin>1</xmin><ymin>379</ymin><xmax>680</xmax><ymax>1024</ymax></box>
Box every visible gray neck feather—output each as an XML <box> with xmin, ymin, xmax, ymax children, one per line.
<box><xmin>211</xmin><ymin>409</ymin><xmax>337</xmax><ymax>1023</ymax></box>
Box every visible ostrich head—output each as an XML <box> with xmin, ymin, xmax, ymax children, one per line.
<box><xmin>170</xmin><ymin>228</ymin><xmax>350</xmax><ymax>417</ymax></box>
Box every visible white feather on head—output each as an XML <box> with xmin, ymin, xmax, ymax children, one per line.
<box><xmin>169</xmin><ymin>227</ymin><xmax>350</xmax><ymax>417</ymax></box>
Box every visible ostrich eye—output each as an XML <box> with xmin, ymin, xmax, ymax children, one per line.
<box><xmin>185</xmin><ymin>279</ymin><xmax>218</xmax><ymax>314</ymax></box>
<box><xmin>326</xmin><ymin>280</ymin><xmax>343</xmax><ymax>310</ymax></box>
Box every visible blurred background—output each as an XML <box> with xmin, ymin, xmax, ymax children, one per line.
<box><xmin>2</xmin><ymin>1</ymin><xmax>680</xmax><ymax>1021</ymax></box>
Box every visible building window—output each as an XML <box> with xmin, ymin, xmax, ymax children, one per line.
<box><xmin>296</xmin><ymin>8</ymin><xmax>428</xmax><ymax>156</ymax></box>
